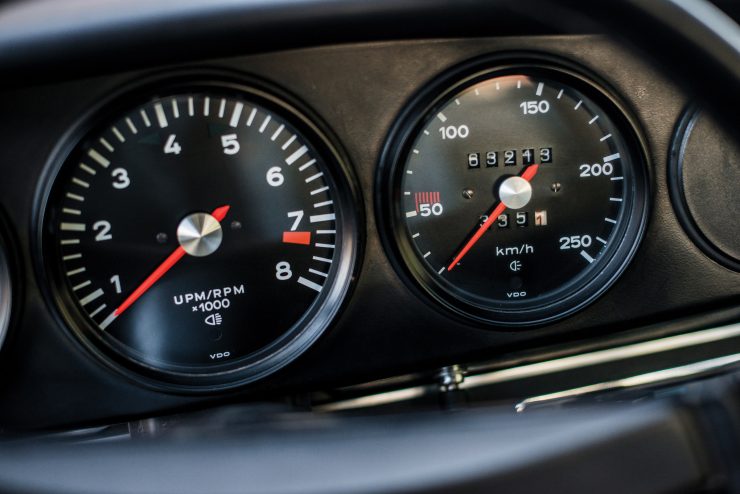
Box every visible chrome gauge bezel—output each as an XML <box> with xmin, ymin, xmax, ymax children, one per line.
<box><xmin>35</xmin><ymin>70</ymin><xmax>362</xmax><ymax>393</ymax></box>
<box><xmin>0</xmin><ymin>225</ymin><xmax>12</xmax><ymax>355</ymax></box>
<box><xmin>377</xmin><ymin>54</ymin><xmax>650</xmax><ymax>327</ymax></box>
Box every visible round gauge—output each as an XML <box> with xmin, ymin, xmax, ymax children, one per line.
<box><xmin>40</xmin><ymin>77</ymin><xmax>359</xmax><ymax>390</ymax></box>
<box><xmin>379</xmin><ymin>58</ymin><xmax>648</xmax><ymax>326</ymax></box>
<box><xmin>669</xmin><ymin>107</ymin><xmax>740</xmax><ymax>271</ymax></box>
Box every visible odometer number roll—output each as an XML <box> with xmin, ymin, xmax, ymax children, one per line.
<box><xmin>40</xmin><ymin>77</ymin><xmax>359</xmax><ymax>389</ymax></box>
<box><xmin>379</xmin><ymin>58</ymin><xmax>648</xmax><ymax>326</ymax></box>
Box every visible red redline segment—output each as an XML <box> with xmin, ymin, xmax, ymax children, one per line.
<box><xmin>447</xmin><ymin>165</ymin><xmax>539</xmax><ymax>271</ymax></box>
<box><xmin>113</xmin><ymin>205</ymin><xmax>231</xmax><ymax>317</ymax></box>
<box><xmin>283</xmin><ymin>231</ymin><xmax>312</xmax><ymax>245</ymax></box>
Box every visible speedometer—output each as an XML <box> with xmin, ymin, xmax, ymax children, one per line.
<box><xmin>379</xmin><ymin>57</ymin><xmax>648</xmax><ymax>326</ymax></box>
<box><xmin>40</xmin><ymin>76</ymin><xmax>359</xmax><ymax>390</ymax></box>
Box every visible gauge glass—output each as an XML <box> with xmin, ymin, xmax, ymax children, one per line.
<box><xmin>43</xmin><ymin>81</ymin><xmax>357</xmax><ymax>388</ymax></box>
<box><xmin>382</xmin><ymin>63</ymin><xmax>648</xmax><ymax>325</ymax></box>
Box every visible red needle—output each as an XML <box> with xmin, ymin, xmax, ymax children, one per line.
<box><xmin>113</xmin><ymin>205</ymin><xmax>231</xmax><ymax>317</ymax></box>
<box><xmin>447</xmin><ymin>165</ymin><xmax>539</xmax><ymax>271</ymax></box>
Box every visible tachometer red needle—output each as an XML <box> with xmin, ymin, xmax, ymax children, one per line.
<box><xmin>113</xmin><ymin>205</ymin><xmax>231</xmax><ymax>317</ymax></box>
<box><xmin>447</xmin><ymin>165</ymin><xmax>539</xmax><ymax>271</ymax></box>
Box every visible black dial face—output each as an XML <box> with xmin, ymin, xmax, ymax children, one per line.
<box><xmin>42</xmin><ymin>80</ymin><xmax>358</xmax><ymax>388</ymax></box>
<box><xmin>382</xmin><ymin>62</ymin><xmax>648</xmax><ymax>325</ymax></box>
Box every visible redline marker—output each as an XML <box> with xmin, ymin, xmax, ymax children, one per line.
<box><xmin>283</xmin><ymin>231</ymin><xmax>311</xmax><ymax>245</ymax></box>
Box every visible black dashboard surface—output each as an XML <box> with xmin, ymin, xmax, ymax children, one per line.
<box><xmin>0</xmin><ymin>33</ymin><xmax>737</xmax><ymax>430</ymax></box>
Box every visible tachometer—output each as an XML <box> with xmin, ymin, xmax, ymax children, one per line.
<box><xmin>379</xmin><ymin>58</ymin><xmax>648</xmax><ymax>326</ymax></box>
<box><xmin>40</xmin><ymin>76</ymin><xmax>359</xmax><ymax>389</ymax></box>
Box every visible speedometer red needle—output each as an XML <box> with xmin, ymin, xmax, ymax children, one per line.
<box><xmin>113</xmin><ymin>205</ymin><xmax>231</xmax><ymax>317</ymax></box>
<box><xmin>447</xmin><ymin>165</ymin><xmax>539</xmax><ymax>271</ymax></box>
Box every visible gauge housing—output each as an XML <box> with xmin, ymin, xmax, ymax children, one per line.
<box><xmin>668</xmin><ymin>106</ymin><xmax>740</xmax><ymax>272</ymax></box>
<box><xmin>377</xmin><ymin>54</ymin><xmax>650</xmax><ymax>327</ymax></box>
<box><xmin>35</xmin><ymin>70</ymin><xmax>362</xmax><ymax>392</ymax></box>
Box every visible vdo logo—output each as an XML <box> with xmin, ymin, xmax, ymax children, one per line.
<box><xmin>209</xmin><ymin>351</ymin><xmax>230</xmax><ymax>360</ymax></box>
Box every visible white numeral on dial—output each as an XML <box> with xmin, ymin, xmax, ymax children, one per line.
<box><xmin>275</xmin><ymin>261</ymin><xmax>292</xmax><ymax>280</ymax></box>
<box><xmin>221</xmin><ymin>134</ymin><xmax>240</xmax><ymax>155</ymax></box>
<box><xmin>267</xmin><ymin>166</ymin><xmax>284</xmax><ymax>187</ymax></box>
<box><xmin>164</xmin><ymin>134</ymin><xmax>182</xmax><ymax>155</ymax></box>
<box><xmin>111</xmin><ymin>168</ymin><xmax>130</xmax><ymax>189</ymax></box>
<box><xmin>93</xmin><ymin>221</ymin><xmax>112</xmax><ymax>242</ymax></box>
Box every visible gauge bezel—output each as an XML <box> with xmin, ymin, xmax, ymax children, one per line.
<box><xmin>377</xmin><ymin>53</ymin><xmax>650</xmax><ymax>327</ymax></box>
<box><xmin>668</xmin><ymin>106</ymin><xmax>740</xmax><ymax>272</ymax></box>
<box><xmin>0</xmin><ymin>216</ymin><xmax>13</xmax><ymax>356</ymax></box>
<box><xmin>34</xmin><ymin>69</ymin><xmax>363</xmax><ymax>393</ymax></box>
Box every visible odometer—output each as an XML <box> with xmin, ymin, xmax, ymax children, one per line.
<box><xmin>41</xmin><ymin>77</ymin><xmax>359</xmax><ymax>389</ymax></box>
<box><xmin>379</xmin><ymin>59</ymin><xmax>648</xmax><ymax>326</ymax></box>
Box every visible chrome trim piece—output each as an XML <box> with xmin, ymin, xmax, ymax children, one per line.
<box><xmin>515</xmin><ymin>352</ymin><xmax>740</xmax><ymax>412</ymax></box>
<box><xmin>317</xmin><ymin>322</ymin><xmax>740</xmax><ymax>412</ymax></box>
<box><xmin>461</xmin><ymin>322</ymin><xmax>740</xmax><ymax>390</ymax></box>
<box><xmin>316</xmin><ymin>386</ymin><xmax>427</xmax><ymax>412</ymax></box>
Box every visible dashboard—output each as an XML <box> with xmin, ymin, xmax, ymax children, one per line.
<box><xmin>0</xmin><ymin>2</ymin><xmax>738</xmax><ymax>440</ymax></box>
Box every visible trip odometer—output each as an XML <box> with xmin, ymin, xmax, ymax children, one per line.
<box><xmin>41</xmin><ymin>77</ymin><xmax>359</xmax><ymax>390</ymax></box>
<box><xmin>379</xmin><ymin>58</ymin><xmax>648</xmax><ymax>326</ymax></box>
